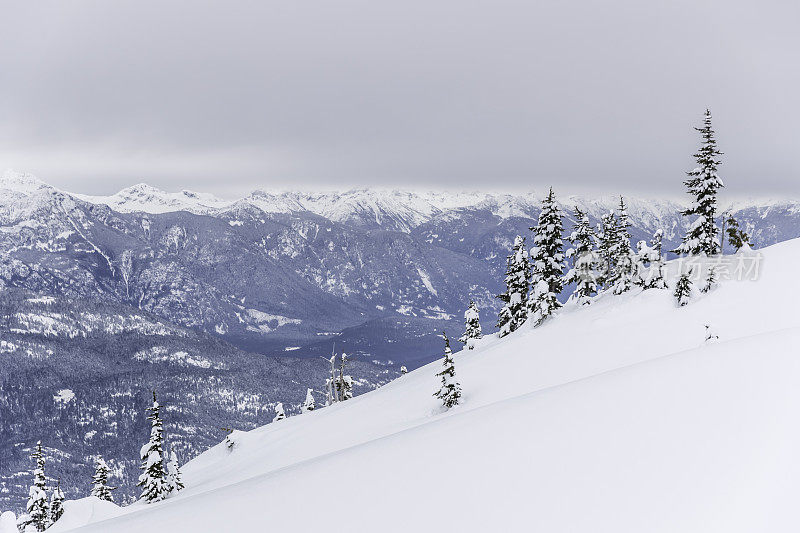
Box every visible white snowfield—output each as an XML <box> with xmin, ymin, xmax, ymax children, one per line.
<box><xmin>57</xmin><ymin>239</ymin><xmax>800</xmax><ymax>532</ymax></box>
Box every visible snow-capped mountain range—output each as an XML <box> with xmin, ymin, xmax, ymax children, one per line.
<box><xmin>4</xmin><ymin>167</ymin><xmax>800</xmax><ymax>361</ymax></box>
<box><xmin>75</xmin><ymin>178</ymin><xmax>681</xmax><ymax>233</ymax></box>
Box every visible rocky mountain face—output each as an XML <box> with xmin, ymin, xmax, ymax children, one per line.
<box><xmin>3</xmin><ymin>169</ymin><xmax>800</xmax><ymax>511</ymax></box>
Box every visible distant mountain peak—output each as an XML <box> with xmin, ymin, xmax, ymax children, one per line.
<box><xmin>0</xmin><ymin>169</ymin><xmax>52</xmax><ymax>194</ymax></box>
<box><xmin>117</xmin><ymin>182</ymin><xmax>165</xmax><ymax>195</ymax></box>
<box><xmin>75</xmin><ymin>182</ymin><xmax>232</xmax><ymax>214</ymax></box>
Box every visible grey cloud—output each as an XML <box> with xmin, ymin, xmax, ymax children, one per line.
<box><xmin>0</xmin><ymin>0</ymin><xmax>798</xmax><ymax>197</ymax></box>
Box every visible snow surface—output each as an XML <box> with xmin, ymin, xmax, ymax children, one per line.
<box><xmin>0</xmin><ymin>511</ymin><xmax>16</xmax><ymax>533</ymax></box>
<box><xmin>48</xmin><ymin>498</ymin><xmax>121</xmax><ymax>533</ymax></box>
<box><xmin>56</xmin><ymin>238</ymin><xmax>800</xmax><ymax>532</ymax></box>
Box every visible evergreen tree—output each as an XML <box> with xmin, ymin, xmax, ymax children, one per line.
<box><xmin>91</xmin><ymin>457</ymin><xmax>115</xmax><ymax>502</ymax></box>
<box><xmin>273</xmin><ymin>402</ymin><xmax>286</xmax><ymax>422</ymax></box>
<box><xmin>563</xmin><ymin>206</ymin><xmax>598</xmax><ymax>305</ymax></box>
<box><xmin>724</xmin><ymin>215</ymin><xmax>750</xmax><ymax>251</ymax></box>
<box><xmin>674</xmin><ymin>271</ymin><xmax>693</xmax><ymax>306</ymax></box>
<box><xmin>459</xmin><ymin>300</ymin><xmax>482</xmax><ymax>349</ymax></box>
<box><xmin>339</xmin><ymin>375</ymin><xmax>354</xmax><ymax>400</ymax></box>
<box><xmin>25</xmin><ymin>441</ymin><xmax>49</xmax><ymax>532</ymax></box>
<box><xmin>595</xmin><ymin>212</ymin><xmax>618</xmax><ymax>289</ymax></box>
<box><xmin>528</xmin><ymin>188</ymin><xmax>565</xmax><ymax>326</ymax></box>
<box><xmin>433</xmin><ymin>332</ymin><xmax>461</xmax><ymax>408</ymax></box>
<box><xmin>496</xmin><ymin>235</ymin><xmax>530</xmax><ymax>336</ymax></box>
<box><xmin>302</xmin><ymin>388</ymin><xmax>316</xmax><ymax>412</ymax></box>
<box><xmin>49</xmin><ymin>481</ymin><xmax>64</xmax><ymax>524</ymax></box>
<box><xmin>609</xmin><ymin>196</ymin><xmax>635</xmax><ymax>294</ymax></box>
<box><xmin>633</xmin><ymin>229</ymin><xmax>667</xmax><ymax>289</ymax></box>
<box><xmin>675</xmin><ymin>110</ymin><xmax>725</xmax><ymax>256</ymax></box>
<box><xmin>137</xmin><ymin>392</ymin><xmax>171</xmax><ymax>503</ymax></box>
<box><xmin>647</xmin><ymin>229</ymin><xmax>667</xmax><ymax>289</ymax></box>
<box><xmin>166</xmin><ymin>451</ymin><xmax>184</xmax><ymax>493</ymax></box>
<box><xmin>700</xmin><ymin>266</ymin><xmax>717</xmax><ymax>294</ymax></box>
<box><xmin>335</xmin><ymin>353</ymin><xmax>354</xmax><ymax>401</ymax></box>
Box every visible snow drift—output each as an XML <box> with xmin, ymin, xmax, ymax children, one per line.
<box><xmin>47</xmin><ymin>498</ymin><xmax>121</xmax><ymax>533</ymax></box>
<box><xmin>60</xmin><ymin>238</ymin><xmax>800</xmax><ymax>532</ymax></box>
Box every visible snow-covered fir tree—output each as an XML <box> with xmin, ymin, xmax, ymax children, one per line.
<box><xmin>273</xmin><ymin>402</ymin><xmax>286</xmax><ymax>422</ymax></box>
<box><xmin>25</xmin><ymin>441</ymin><xmax>49</xmax><ymax>532</ymax></box>
<box><xmin>675</xmin><ymin>109</ymin><xmax>725</xmax><ymax>256</ymax></box>
<box><xmin>335</xmin><ymin>353</ymin><xmax>354</xmax><ymax>401</ymax></box>
<box><xmin>595</xmin><ymin>212</ymin><xmax>618</xmax><ymax>289</ymax></box>
<box><xmin>648</xmin><ymin>229</ymin><xmax>667</xmax><ymax>289</ymax></box>
<box><xmin>49</xmin><ymin>481</ymin><xmax>64</xmax><ymax>524</ymax></box>
<box><xmin>302</xmin><ymin>388</ymin><xmax>316</xmax><ymax>412</ymax></box>
<box><xmin>459</xmin><ymin>300</ymin><xmax>482</xmax><ymax>349</ymax></box>
<box><xmin>496</xmin><ymin>235</ymin><xmax>530</xmax><ymax>337</ymax></box>
<box><xmin>137</xmin><ymin>392</ymin><xmax>171</xmax><ymax>503</ymax></box>
<box><xmin>633</xmin><ymin>229</ymin><xmax>667</xmax><ymax>289</ymax></box>
<box><xmin>674</xmin><ymin>271</ymin><xmax>693</xmax><ymax>307</ymax></box>
<box><xmin>609</xmin><ymin>196</ymin><xmax>635</xmax><ymax>294</ymax></box>
<box><xmin>633</xmin><ymin>241</ymin><xmax>649</xmax><ymax>288</ymax></box>
<box><xmin>91</xmin><ymin>457</ymin><xmax>115</xmax><ymax>502</ymax></box>
<box><xmin>166</xmin><ymin>451</ymin><xmax>184</xmax><ymax>493</ymax></box>
<box><xmin>700</xmin><ymin>266</ymin><xmax>717</xmax><ymax>294</ymax></box>
<box><xmin>724</xmin><ymin>215</ymin><xmax>750</xmax><ymax>251</ymax></box>
<box><xmin>528</xmin><ymin>188</ymin><xmax>565</xmax><ymax>326</ymax></box>
<box><xmin>433</xmin><ymin>332</ymin><xmax>461</xmax><ymax>408</ymax></box>
<box><xmin>563</xmin><ymin>206</ymin><xmax>598</xmax><ymax>305</ymax></box>
<box><xmin>338</xmin><ymin>375</ymin><xmax>354</xmax><ymax>401</ymax></box>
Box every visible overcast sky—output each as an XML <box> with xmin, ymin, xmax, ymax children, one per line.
<box><xmin>0</xmin><ymin>0</ymin><xmax>798</xmax><ymax>198</ymax></box>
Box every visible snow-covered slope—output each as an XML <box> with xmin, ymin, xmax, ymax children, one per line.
<box><xmin>56</xmin><ymin>238</ymin><xmax>800</xmax><ymax>532</ymax></box>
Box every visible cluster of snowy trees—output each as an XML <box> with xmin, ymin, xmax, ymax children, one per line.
<box><xmin>12</xmin><ymin>442</ymin><xmax>116</xmax><ymax>531</ymax></box>
<box><xmin>11</xmin><ymin>441</ymin><xmax>74</xmax><ymax>532</ymax></box>
<box><xmin>436</xmin><ymin>110</ymin><xmax>748</xmax><ymax>409</ymax></box>
<box><xmin>493</xmin><ymin>190</ymin><xmax>673</xmax><ymax>337</ymax></box>
<box><xmin>492</xmin><ymin>109</ymin><xmax>746</xmax><ymax>332</ymax></box>
<box><xmin>12</xmin><ymin>392</ymin><xmax>184</xmax><ymax>531</ymax></box>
